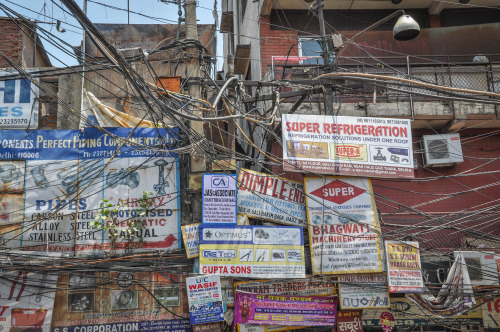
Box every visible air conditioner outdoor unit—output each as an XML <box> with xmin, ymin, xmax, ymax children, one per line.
<box><xmin>453</xmin><ymin>251</ymin><xmax>499</xmax><ymax>286</ymax></box>
<box><xmin>421</xmin><ymin>133</ymin><xmax>464</xmax><ymax>167</ymax></box>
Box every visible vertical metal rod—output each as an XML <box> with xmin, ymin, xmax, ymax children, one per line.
<box><xmin>407</xmin><ymin>56</ymin><xmax>414</xmax><ymax>120</ymax></box>
<box><xmin>127</xmin><ymin>0</ymin><xmax>130</xmax><ymax>24</ymax></box>
<box><xmin>316</xmin><ymin>0</ymin><xmax>333</xmax><ymax>115</ymax></box>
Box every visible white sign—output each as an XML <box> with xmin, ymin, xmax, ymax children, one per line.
<box><xmin>203</xmin><ymin>174</ymin><xmax>237</xmax><ymax>224</ymax></box>
<box><xmin>305</xmin><ymin>176</ymin><xmax>383</xmax><ymax>274</ymax></box>
<box><xmin>199</xmin><ymin>225</ymin><xmax>306</xmax><ymax>278</ymax></box>
<box><xmin>0</xmin><ymin>72</ymin><xmax>39</xmax><ymax>129</ymax></box>
<box><xmin>237</xmin><ymin>169</ymin><xmax>306</xmax><ymax>227</ymax></box>
<box><xmin>338</xmin><ymin>274</ymin><xmax>390</xmax><ymax>309</ymax></box>
<box><xmin>0</xmin><ymin>272</ymin><xmax>57</xmax><ymax>332</ymax></box>
<box><xmin>181</xmin><ymin>223</ymin><xmax>200</xmax><ymax>258</ymax></box>
<box><xmin>186</xmin><ymin>275</ymin><xmax>224</xmax><ymax>325</ymax></box>
<box><xmin>282</xmin><ymin>114</ymin><xmax>414</xmax><ymax>178</ymax></box>
<box><xmin>385</xmin><ymin>241</ymin><xmax>424</xmax><ymax>293</ymax></box>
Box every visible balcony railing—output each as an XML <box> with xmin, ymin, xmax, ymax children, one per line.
<box><xmin>270</xmin><ymin>54</ymin><xmax>500</xmax><ymax>106</ymax></box>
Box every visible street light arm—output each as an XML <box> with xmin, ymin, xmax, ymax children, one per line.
<box><xmin>335</xmin><ymin>9</ymin><xmax>405</xmax><ymax>62</ymax></box>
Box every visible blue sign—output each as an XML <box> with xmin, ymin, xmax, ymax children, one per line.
<box><xmin>52</xmin><ymin>318</ymin><xmax>192</xmax><ymax>332</ymax></box>
<box><xmin>0</xmin><ymin>127</ymin><xmax>179</xmax><ymax>160</ymax></box>
<box><xmin>0</xmin><ymin>73</ymin><xmax>39</xmax><ymax>129</ymax></box>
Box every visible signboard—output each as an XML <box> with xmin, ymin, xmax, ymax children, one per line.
<box><xmin>236</xmin><ymin>279</ymin><xmax>335</xmax><ymax>332</ymax></box>
<box><xmin>237</xmin><ymin>169</ymin><xmax>306</xmax><ymax>227</ymax></box>
<box><xmin>0</xmin><ymin>128</ymin><xmax>181</xmax><ymax>256</ymax></box>
<box><xmin>337</xmin><ymin>311</ymin><xmax>363</xmax><ymax>332</ymax></box>
<box><xmin>199</xmin><ymin>225</ymin><xmax>305</xmax><ymax>278</ymax></box>
<box><xmin>51</xmin><ymin>271</ymin><xmax>190</xmax><ymax>332</ymax></box>
<box><xmin>385</xmin><ymin>241</ymin><xmax>424</xmax><ymax>293</ymax></box>
<box><xmin>304</xmin><ymin>176</ymin><xmax>383</xmax><ymax>274</ymax></box>
<box><xmin>186</xmin><ymin>275</ymin><xmax>224</xmax><ymax>325</ymax></box>
<box><xmin>282</xmin><ymin>114</ymin><xmax>414</xmax><ymax>178</ymax></box>
<box><xmin>236</xmin><ymin>279</ymin><xmax>335</xmax><ymax>297</ymax></box>
<box><xmin>202</xmin><ymin>174</ymin><xmax>237</xmax><ymax>224</ymax></box>
<box><xmin>362</xmin><ymin>297</ymin><xmax>483</xmax><ymax>327</ymax></box>
<box><xmin>234</xmin><ymin>292</ymin><xmax>337</xmax><ymax>326</ymax></box>
<box><xmin>380</xmin><ymin>312</ymin><xmax>395</xmax><ymax>332</ymax></box>
<box><xmin>0</xmin><ymin>72</ymin><xmax>39</xmax><ymax>129</ymax></box>
<box><xmin>482</xmin><ymin>297</ymin><xmax>500</xmax><ymax>329</ymax></box>
<box><xmin>0</xmin><ymin>271</ymin><xmax>57</xmax><ymax>332</ymax></box>
<box><xmin>338</xmin><ymin>274</ymin><xmax>390</xmax><ymax>309</ymax></box>
<box><xmin>182</xmin><ymin>223</ymin><xmax>201</xmax><ymax>258</ymax></box>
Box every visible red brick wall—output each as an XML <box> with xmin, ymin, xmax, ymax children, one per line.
<box><xmin>270</xmin><ymin>128</ymin><xmax>500</xmax><ymax>249</ymax></box>
<box><xmin>259</xmin><ymin>16</ymin><xmax>299</xmax><ymax>76</ymax></box>
<box><xmin>0</xmin><ymin>19</ymin><xmax>23</xmax><ymax>67</ymax></box>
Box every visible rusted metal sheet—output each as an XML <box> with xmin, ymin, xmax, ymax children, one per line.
<box><xmin>85</xmin><ymin>24</ymin><xmax>216</xmax><ymax>60</ymax></box>
<box><xmin>0</xmin><ymin>161</ymin><xmax>25</xmax><ymax>192</ymax></box>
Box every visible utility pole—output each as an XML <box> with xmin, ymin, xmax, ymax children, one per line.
<box><xmin>316</xmin><ymin>0</ymin><xmax>334</xmax><ymax>115</ymax></box>
<box><xmin>184</xmin><ymin>0</ymin><xmax>206</xmax><ymax>173</ymax></box>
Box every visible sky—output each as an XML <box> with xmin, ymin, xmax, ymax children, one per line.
<box><xmin>1</xmin><ymin>0</ymin><xmax>222</xmax><ymax>69</ymax></box>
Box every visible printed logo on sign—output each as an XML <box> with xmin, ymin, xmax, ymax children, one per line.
<box><xmin>336</xmin><ymin>145</ymin><xmax>361</xmax><ymax>158</ymax></box>
<box><xmin>202</xmin><ymin>249</ymin><xmax>237</xmax><ymax>259</ymax></box>
<box><xmin>310</xmin><ymin>180</ymin><xmax>366</xmax><ymax>204</ymax></box>
<box><xmin>211</xmin><ymin>176</ymin><xmax>229</xmax><ymax>188</ymax></box>
<box><xmin>203</xmin><ymin>228</ymin><xmax>252</xmax><ymax>241</ymax></box>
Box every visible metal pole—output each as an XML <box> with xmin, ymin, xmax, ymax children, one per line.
<box><xmin>316</xmin><ymin>0</ymin><xmax>334</xmax><ymax>115</ymax></box>
<box><xmin>184</xmin><ymin>0</ymin><xmax>206</xmax><ymax>173</ymax></box>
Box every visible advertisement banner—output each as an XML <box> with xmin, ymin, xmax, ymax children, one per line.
<box><xmin>202</xmin><ymin>174</ymin><xmax>237</xmax><ymax>224</ymax></box>
<box><xmin>186</xmin><ymin>275</ymin><xmax>224</xmax><ymax>325</ymax></box>
<box><xmin>0</xmin><ymin>272</ymin><xmax>57</xmax><ymax>332</ymax></box>
<box><xmin>236</xmin><ymin>279</ymin><xmax>336</xmax><ymax>332</ymax></box>
<box><xmin>362</xmin><ymin>297</ymin><xmax>483</xmax><ymax>327</ymax></box>
<box><xmin>338</xmin><ymin>274</ymin><xmax>390</xmax><ymax>309</ymax></box>
<box><xmin>282</xmin><ymin>114</ymin><xmax>414</xmax><ymax>178</ymax></box>
<box><xmin>199</xmin><ymin>225</ymin><xmax>305</xmax><ymax>278</ymax></box>
<box><xmin>305</xmin><ymin>176</ymin><xmax>383</xmax><ymax>274</ymax></box>
<box><xmin>0</xmin><ymin>72</ymin><xmax>39</xmax><ymax>129</ymax></box>
<box><xmin>182</xmin><ymin>223</ymin><xmax>201</xmax><ymax>258</ymax></box>
<box><xmin>385</xmin><ymin>241</ymin><xmax>424</xmax><ymax>293</ymax></box>
<box><xmin>337</xmin><ymin>310</ymin><xmax>363</xmax><ymax>332</ymax></box>
<box><xmin>51</xmin><ymin>271</ymin><xmax>190</xmax><ymax>331</ymax></box>
<box><xmin>0</xmin><ymin>128</ymin><xmax>181</xmax><ymax>256</ymax></box>
<box><xmin>235</xmin><ymin>279</ymin><xmax>335</xmax><ymax>297</ymax></box>
<box><xmin>237</xmin><ymin>169</ymin><xmax>306</xmax><ymax>227</ymax></box>
<box><xmin>234</xmin><ymin>292</ymin><xmax>337</xmax><ymax>326</ymax></box>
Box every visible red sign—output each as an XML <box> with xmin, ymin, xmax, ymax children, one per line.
<box><xmin>380</xmin><ymin>312</ymin><xmax>395</xmax><ymax>332</ymax></box>
<box><xmin>309</xmin><ymin>180</ymin><xmax>365</xmax><ymax>205</ymax></box>
<box><xmin>337</xmin><ymin>310</ymin><xmax>363</xmax><ymax>332</ymax></box>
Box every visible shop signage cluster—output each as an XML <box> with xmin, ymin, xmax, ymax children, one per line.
<box><xmin>198</xmin><ymin>225</ymin><xmax>305</xmax><ymax>278</ymax></box>
<box><xmin>237</xmin><ymin>169</ymin><xmax>306</xmax><ymax>227</ymax></box>
<box><xmin>385</xmin><ymin>241</ymin><xmax>424</xmax><ymax>293</ymax></box>
<box><xmin>0</xmin><ymin>128</ymin><xmax>181</xmax><ymax>256</ymax></box>
<box><xmin>305</xmin><ymin>176</ymin><xmax>383</xmax><ymax>274</ymax></box>
<box><xmin>202</xmin><ymin>174</ymin><xmax>237</xmax><ymax>224</ymax></box>
<box><xmin>186</xmin><ymin>275</ymin><xmax>224</xmax><ymax>325</ymax></box>
<box><xmin>282</xmin><ymin>114</ymin><xmax>414</xmax><ymax>178</ymax></box>
<box><xmin>235</xmin><ymin>292</ymin><xmax>338</xmax><ymax>326</ymax></box>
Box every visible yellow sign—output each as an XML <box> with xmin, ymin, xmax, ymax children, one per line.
<box><xmin>330</xmin><ymin>144</ymin><xmax>368</xmax><ymax>162</ymax></box>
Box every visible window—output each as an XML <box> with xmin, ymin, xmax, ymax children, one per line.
<box><xmin>298</xmin><ymin>37</ymin><xmax>324</xmax><ymax>65</ymax></box>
